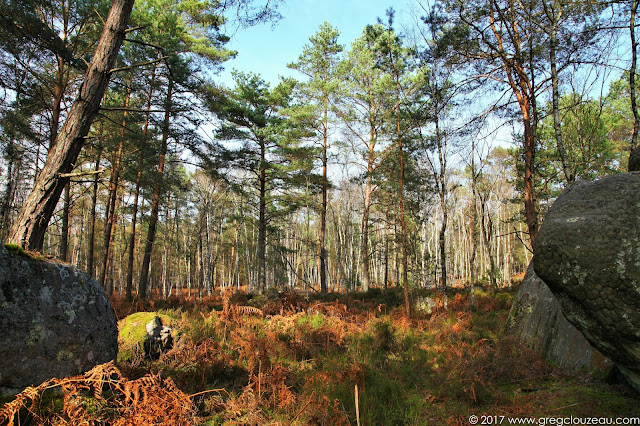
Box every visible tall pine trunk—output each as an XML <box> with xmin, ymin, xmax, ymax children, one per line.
<box><xmin>630</xmin><ymin>0</ymin><xmax>639</xmax><ymax>157</ymax></box>
<box><xmin>87</xmin><ymin>145</ymin><xmax>103</xmax><ymax>277</ymax></box>
<box><xmin>469</xmin><ymin>142</ymin><xmax>478</xmax><ymax>310</ymax></box>
<box><xmin>60</xmin><ymin>183</ymin><xmax>70</xmax><ymax>261</ymax></box>
<box><xmin>126</xmin><ymin>62</ymin><xmax>156</xmax><ymax>300</ymax></box>
<box><xmin>138</xmin><ymin>78</ymin><xmax>173</xmax><ymax>299</ymax></box>
<box><xmin>395</xmin><ymin>72</ymin><xmax>410</xmax><ymax>318</ymax></box>
<box><xmin>488</xmin><ymin>0</ymin><xmax>538</xmax><ymax>243</ymax></box>
<box><xmin>258</xmin><ymin>139</ymin><xmax>267</xmax><ymax>293</ymax></box>
<box><xmin>126</xmin><ymin>153</ymin><xmax>143</xmax><ymax>299</ymax></box>
<box><xmin>318</xmin><ymin>95</ymin><xmax>328</xmax><ymax>294</ymax></box>
<box><xmin>1</xmin><ymin>144</ymin><xmax>20</xmax><ymax>241</ymax></box>
<box><xmin>480</xmin><ymin>195</ymin><xmax>498</xmax><ymax>289</ymax></box>
<box><xmin>545</xmin><ymin>2</ymin><xmax>573</xmax><ymax>182</ymax></box>
<box><xmin>100</xmin><ymin>90</ymin><xmax>129</xmax><ymax>292</ymax></box>
<box><xmin>360</xmin><ymin>172</ymin><xmax>372</xmax><ymax>292</ymax></box>
<box><xmin>7</xmin><ymin>0</ymin><xmax>135</xmax><ymax>251</ymax></box>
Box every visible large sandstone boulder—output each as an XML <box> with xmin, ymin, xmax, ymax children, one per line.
<box><xmin>507</xmin><ymin>263</ymin><xmax>610</xmax><ymax>371</ymax></box>
<box><xmin>533</xmin><ymin>172</ymin><xmax>640</xmax><ymax>390</ymax></box>
<box><xmin>0</xmin><ymin>244</ymin><xmax>118</xmax><ymax>395</ymax></box>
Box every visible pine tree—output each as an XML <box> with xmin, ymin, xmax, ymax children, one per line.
<box><xmin>204</xmin><ymin>72</ymin><xmax>318</xmax><ymax>292</ymax></box>
<box><xmin>7</xmin><ymin>0</ymin><xmax>135</xmax><ymax>251</ymax></box>
<box><xmin>288</xmin><ymin>21</ymin><xmax>343</xmax><ymax>294</ymax></box>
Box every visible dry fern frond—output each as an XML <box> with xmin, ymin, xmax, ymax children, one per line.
<box><xmin>232</xmin><ymin>305</ymin><xmax>264</xmax><ymax>319</ymax></box>
<box><xmin>0</xmin><ymin>362</ymin><xmax>197</xmax><ymax>425</ymax></box>
<box><xmin>0</xmin><ymin>382</ymin><xmax>48</xmax><ymax>424</ymax></box>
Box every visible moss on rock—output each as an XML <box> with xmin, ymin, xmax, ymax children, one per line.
<box><xmin>117</xmin><ymin>312</ymin><xmax>179</xmax><ymax>363</ymax></box>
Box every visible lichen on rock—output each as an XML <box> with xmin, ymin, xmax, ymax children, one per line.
<box><xmin>533</xmin><ymin>172</ymin><xmax>640</xmax><ymax>390</ymax></box>
<box><xmin>0</xmin><ymin>245</ymin><xmax>118</xmax><ymax>396</ymax></box>
<box><xmin>507</xmin><ymin>262</ymin><xmax>610</xmax><ymax>373</ymax></box>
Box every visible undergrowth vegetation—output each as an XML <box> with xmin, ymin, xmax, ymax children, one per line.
<box><xmin>2</xmin><ymin>287</ymin><xmax>638</xmax><ymax>425</ymax></box>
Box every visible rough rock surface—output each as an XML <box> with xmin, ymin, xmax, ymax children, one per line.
<box><xmin>144</xmin><ymin>315</ymin><xmax>174</xmax><ymax>359</ymax></box>
<box><xmin>533</xmin><ymin>172</ymin><xmax>640</xmax><ymax>390</ymax></box>
<box><xmin>507</xmin><ymin>263</ymin><xmax>610</xmax><ymax>371</ymax></box>
<box><xmin>0</xmin><ymin>245</ymin><xmax>117</xmax><ymax>395</ymax></box>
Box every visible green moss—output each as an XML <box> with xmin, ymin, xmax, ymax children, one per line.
<box><xmin>117</xmin><ymin>311</ymin><xmax>178</xmax><ymax>363</ymax></box>
<box><xmin>4</xmin><ymin>243</ymin><xmax>26</xmax><ymax>256</ymax></box>
<box><xmin>3</xmin><ymin>243</ymin><xmax>45</xmax><ymax>260</ymax></box>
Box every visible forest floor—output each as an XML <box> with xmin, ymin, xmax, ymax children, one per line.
<box><xmin>2</xmin><ymin>285</ymin><xmax>639</xmax><ymax>425</ymax></box>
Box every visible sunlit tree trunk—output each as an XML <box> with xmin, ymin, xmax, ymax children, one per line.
<box><xmin>318</xmin><ymin>93</ymin><xmax>328</xmax><ymax>293</ymax></box>
<box><xmin>630</xmin><ymin>0</ymin><xmax>639</xmax><ymax>156</ymax></box>
<box><xmin>258</xmin><ymin>139</ymin><xmax>267</xmax><ymax>293</ymax></box>
<box><xmin>126</xmin><ymin>62</ymin><xmax>156</xmax><ymax>299</ymax></box>
<box><xmin>469</xmin><ymin>142</ymin><xmax>478</xmax><ymax>310</ymax></box>
<box><xmin>544</xmin><ymin>0</ymin><xmax>573</xmax><ymax>182</ymax></box>
<box><xmin>7</xmin><ymin>0</ymin><xmax>135</xmax><ymax>251</ymax></box>
<box><xmin>87</xmin><ymin>144</ymin><xmax>103</xmax><ymax>278</ymax></box>
<box><xmin>100</xmin><ymin>89</ymin><xmax>129</xmax><ymax>293</ymax></box>
<box><xmin>139</xmin><ymin>78</ymin><xmax>173</xmax><ymax>299</ymax></box>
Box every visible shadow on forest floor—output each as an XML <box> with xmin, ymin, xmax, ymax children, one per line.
<box><xmin>2</xmin><ymin>286</ymin><xmax>639</xmax><ymax>425</ymax></box>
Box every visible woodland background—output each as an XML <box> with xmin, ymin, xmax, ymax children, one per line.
<box><xmin>0</xmin><ymin>0</ymin><xmax>637</xmax><ymax>302</ymax></box>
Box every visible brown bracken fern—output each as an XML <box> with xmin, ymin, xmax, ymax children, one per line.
<box><xmin>0</xmin><ymin>361</ymin><xmax>197</xmax><ymax>425</ymax></box>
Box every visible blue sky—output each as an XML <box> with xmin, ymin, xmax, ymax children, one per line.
<box><xmin>218</xmin><ymin>0</ymin><xmax>415</xmax><ymax>86</ymax></box>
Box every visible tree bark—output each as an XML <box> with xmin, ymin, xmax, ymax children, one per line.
<box><xmin>0</xmin><ymin>144</ymin><xmax>20</xmax><ymax>241</ymax></box>
<box><xmin>395</xmin><ymin>71</ymin><xmax>410</xmax><ymax>318</ymax></box>
<box><xmin>126</xmin><ymin>62</ymin><xmax>156</xmax><ymax>300</ymax></box>
<box><xmin>480</xmin><ymin>195</ymin><xmax>498</xmax><ymax>289</ymax></box>
<box><xmin>60</xmin><ymin>183</ymin><xmax>70</xmax><ymax>261</ymax></box>
<box><xmin>99</xmin><ymin>90</ymin><xmax>129</xmax><ymax>293</ymax></box>
<box><xmin>318</xmin><ymin>94</ymin><xmax>328</xmax><ymax>294</ymax></box>
<box><xmin>486</xmin><ymin>0</ymin><xmax>538</xmax><ymax>244</ymax></box>
<box><xmin>126</xmin><ymin>151</ymin><xmax>143</xmax><ymax>300</ymax></box>
<box><xmin>87</xmin><ymin>145</ymin><xmax>103</xmax><ymax>277</ymax></box>
<box><xmin>7</xmin><ymin>0</ymin><xmax>135</xmax><ymax>251</ymax></box>
<box><xmin>469</xmin><ymin>142</ymin><xmax>478</xmax><ymax>310</ymax></box>
<box><xmin>258</xmin><ymin>139</ymin><xmax>267</xmax><ymax>293</ymax></box>
<box><xmin>138</xmin><ymin>78</ymin><xmax>173</xmax><ymax>299</ymax></box>
<box><xmin>630</xmin><ymin>0</ymin><xmax>639</xmax><ymax>153</ymax></box>
<box><xmin>360</xmin><ymin>171</ymin><xmax>372</xmax><ymax>292</ymax></box>
<box><xmin>546</xmin><ymin>2</ymin><xmax>573</xmax><ymax>183</ymax></box>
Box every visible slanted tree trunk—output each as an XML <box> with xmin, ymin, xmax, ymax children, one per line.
<box><xmin>7</xmin><ymin>0</ymin><xmax>135</xmax><ymax>251</ymax></box>
<box><xmin>138</xmin><ymin>78</ymin><xmax>173</xmax><ymax>299</ymax></box>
